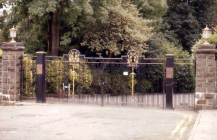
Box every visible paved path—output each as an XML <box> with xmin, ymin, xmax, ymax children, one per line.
<box><xmin>0</xmin><ymin>103</ymin><xmax>197</xmax><ymax>140</ymax></box>
<box><xmin>188</xmin><ymin>110</ymin><xmax>217</xmax><ymax>140</ymax></box>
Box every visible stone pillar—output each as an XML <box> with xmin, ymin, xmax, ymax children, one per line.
<box><xmin>1</xmin><ymin>42</ymin><xmax>25</xmax><ymax>101</ymax></box>
<box><xmin>0</xmin><ymin>39</ymin><xmax>2</xmax><ymax>102</ymax></box>
<box><xmin>195</xmin><ymin>44</ymin><xmax>217</xmax><ymax>109</ymax></box>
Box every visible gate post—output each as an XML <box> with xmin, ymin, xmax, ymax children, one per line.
<box><xmin>36</xmin><ymin>51</ymin><xmax>46</xmax><ymax>103</ymax></box>
<box><xmin>165</xmin><ymin>54</ymin><xmax>174</xmax><ymax>109</ymax></box>
<box><xmin>195</xmin><ymin>44</ymin><xmax>217</xmax><ymax>109</ymax></box>
<box><xmin>1</xmin><ymin>42</ymin><xmax>25</xmax><ymax>102</ymax></box>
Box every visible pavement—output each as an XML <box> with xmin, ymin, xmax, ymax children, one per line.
<box><xmin>188</xmin><ymin>110</ymin><xmax>217</xmax><ymax>140</ymax></box>
<box><xmin>0</xmin><ymin>102</ymin><xmax>198</xmax><ymax>140</ymax></box>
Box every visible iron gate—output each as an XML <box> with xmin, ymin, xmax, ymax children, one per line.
<box><xmin>19</xmin><ymin>49</ymin><xmax>196</xmax><ymax>109</ymax></box>
<box><xmin>44</xmin><ymin>50</ymin><xmax>165</xmax><ymax>108</ymax></box>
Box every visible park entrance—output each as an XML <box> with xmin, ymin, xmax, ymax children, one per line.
<box><xmin>19</xmin><ymin>49</ymin><xmax>195</xmax><ymax>109</ymax></box>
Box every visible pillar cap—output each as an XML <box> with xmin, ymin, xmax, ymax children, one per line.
<box><xmin>196</xmin><ymin>44</ymin><xmax>217</xmax><ymax>54</ymax></box>
<box><xmin>1</xmin><ymin>42</ymin><xmax>25</xmax><ymax>51</ymax></box>
<box><xmin>165</xmin><ymin>54</ymin><xmax>174</xmax><ymax>56</ymax></box>
<box><xmin>196</xmin><ymin>44</ymin><xmax>216</xmax><ymax>49</ymax></box>
<box><xmin>36</xmin><ymin>51</ymin><xmax>47</xmax><ymax>54</ymax></box>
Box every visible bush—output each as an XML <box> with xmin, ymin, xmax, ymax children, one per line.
<box><xmin>22</xmin><ymin>55</ymin><xmax>36</xmax><ymax>96</ymax></box>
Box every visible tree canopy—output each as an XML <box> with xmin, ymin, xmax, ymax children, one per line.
<box><xmin>0</xmin><ymin>0</ymin><xmax>217</xmax><ymax>57</ymax></box>
<box><xmin>164</xmin><ymin>0</ymin><xmax>217</xmax><ymax>52</ymax></box>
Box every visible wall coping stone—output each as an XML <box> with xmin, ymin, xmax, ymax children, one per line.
<box><xmin>1</xmin><ymin>42</ymin><xmax>25</xmax><ymax>51</ymax></box>
<box><xmin>196</xmin><ymin>44</ymin><xmax>217</xmax><ymax>53</ymax></box>
<box><xmin>197</xmin><ymin>44</ymin><xmax>216</xmax><ymax>49</ymax></box>
<box><xmin>195</xmin><ymin>49</ymin><xmax>217</xmax><ymax>53</ymax></box>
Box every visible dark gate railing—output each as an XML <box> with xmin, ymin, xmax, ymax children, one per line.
<box><xmin>19</xmin><ymin>49</ymin><xmax>195</xmax><ymax>109</ymax></box>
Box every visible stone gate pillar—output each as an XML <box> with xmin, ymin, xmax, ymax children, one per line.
<box><xmin>195</xmin><ymin>44</ymin><xmax>217</xmax><ymax>109</ymax></box>
<box><xmin>1</xmin><ymin>42</ymin><xmax>25</xmax><ymax>101</ymax></box>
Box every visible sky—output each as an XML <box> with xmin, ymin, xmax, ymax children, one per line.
<box><xmin>0</xmin><ymin>4</ymin><xmax>11</xmax><ymax>16</ymax></box>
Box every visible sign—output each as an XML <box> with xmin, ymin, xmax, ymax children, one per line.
<box><xmin>127</xmin><ymin>50</ymin><xmax>139</xmax><ymax>67</ymax></box>
<box><xmin>68</xmin><ymin>49</ymin><xmax>80</xmax><ymax>64</ymax></box>
<box><xmin>166</xmin><ymin>68</ymin><xmax>173</xmax><ymax>78</ymax></box>
<box><xmin>37</xmin><ymin>64</ymin><xmax>42</xmax><ymax>74</ymax></box>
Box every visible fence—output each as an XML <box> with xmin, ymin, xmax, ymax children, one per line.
<box><xmin>18</xmin><ymin>49</ymin><xmax>196</xmax><ymax>109</ymax></box>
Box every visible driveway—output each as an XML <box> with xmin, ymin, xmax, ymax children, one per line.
<box><xmin>0</xmin><ymin>103</ymin><xmax>198</xmax><ymax>140</ymax></box>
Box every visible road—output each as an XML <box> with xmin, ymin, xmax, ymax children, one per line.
<box><xmin>0</xmin><ymin>103</ymin><xmax>198</xmax><ymax>140</ymax></box>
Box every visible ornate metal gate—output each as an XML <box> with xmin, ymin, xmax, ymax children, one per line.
<box><xmin>19</xmin><ymin>49</ymin><xmax>195</xmax><ymax>109</ymax></box>
<box><xmin>44</xmin><ymin>49</ymin><xmax>165</xmax><ymax>107</ymax></box>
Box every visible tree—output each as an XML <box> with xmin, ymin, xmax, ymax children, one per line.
<box><xmin>164</xmin><ymin>0</ymin><xmax>200</xmax><ymax>52</ymax></box>
<box><xmin>132</xmin><ymin>0</ymin><xmax>168</xmax><ymax>20</ymax></box>
<box><xmin>80</xmin><ymin>1</ymin><xmax>153</xmax><ymax>56</ymax></box>
<box><xmin>0</xmin><ymin>0</ymin><xmax>71</xmax><ymax>55</ymax></box>
<box><xmin>164</xmin><ymin>0</ymin><xmax>217</xmax><ymax>52</ymax></box>
<box><xmin>191</xmin><ymin>0</ymin><xmax>217</xmax><ymax>28</ymax></box>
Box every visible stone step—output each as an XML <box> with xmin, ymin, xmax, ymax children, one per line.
<box><xmin>207</xmin><ymin>99</ymin><xmax>215</xmax><ymax>105</ymax></box>
<box><xmin>196</xmin><ymin>104</ymin><xmax>215</xmax><ymax>110</ymax></box>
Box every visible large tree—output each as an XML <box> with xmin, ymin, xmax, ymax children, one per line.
<box><xmin>0</xmin><ymin>0</ymin><xmax>71</xmax><ymax>55</ymax></box>
<box><xmin>164</xmin><ymin>0</ymin><xmax>200</xmax><ymax>52</ymax></box>
<box><xmin>164</xmin><ymin>0</ymin><xmax>217</xmax><ymax>52</ymax></box>
<box><xmin>0</xmin><ymin>0</ymin><xmax>154</xmax><ymax>56</ymax></box>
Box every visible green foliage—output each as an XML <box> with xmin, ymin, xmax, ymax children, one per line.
<box><xmin>132</xmin><ymin>0</ymin><xmax>167</xmax><ymax>19</ymax></box>
<box><xmin>164</xmin><ymin>1</ymin><xmax>200</xmax><ymax>52</ymax></box>
<box><xmin>174</xmin><ymin>65</ymin><xmax>195</xmax><ymax>93</ymax></box>
<box><xmin>139</xmin><ymin>79</ymin><xmax>152</xmax><ymax>93</ymax></box>
<box><xmin>107</xmin><ymin>71</ymin><xmax>137</xmax><ymax>95</ymax></box>
<box><xmin>147</xmin><ymin>31</ymin><xmax>190</xmax><ymax>58</ymax></box>
<box><xmin>46</xmin><ymin>59</ymin><xmax>93</xmax><ymax>94</ymax></box>
<box><xmin>23</xmin><ymin>56</ymin><xmax>36</xmax><ymax>96</ymax></box>
<box><xmin>46</xmin><ymin>59</ymin><xmax>65</xmax><ymax>91</ymax></box>
<box><xmin>69</xmin><ymin>64</ymin><xmax>93</xmax><ymax>93</ymax></box>
<box><xmin>80</xmin><ymin>1</ymin><xmax>153</xmax><ymax>56</ymax></box>
<box><xmin>164</xmin><ymin>0</ymin><xmax>217</xmax><ymax>53</ymax></box>
<box><xmin>191</xmin><ymin>0</ymin><xmax>217</xmax><ymax>28</ymax></box>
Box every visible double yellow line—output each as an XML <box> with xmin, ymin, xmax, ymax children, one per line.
<box><xmin>170</xmin><ymin>114</ymin><xmax>193</xmax><ymax>139</ymax></box>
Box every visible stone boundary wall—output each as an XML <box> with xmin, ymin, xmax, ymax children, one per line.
<box><xmin>0</xmin><ymin>39</ymin><xmax>2</xmax><ymax>101</ymax></box>
<box><xmin>0</xmin><ymin>58</ymin><xmax>2</xmax><ymax>101</ymax></box>
<box><xmin>0</xmin><ymin>58</ymin><xmax>2</xmax><ymax>92</ymax></box>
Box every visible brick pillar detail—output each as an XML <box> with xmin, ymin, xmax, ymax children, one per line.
<box><xmin>1</xmin><ymin>42</ymin><xmax>25</xmax><ymax>101</ymax></box>
<box><xmin>195</xmin><ymin>44</ymin><xmax>217</xmax><ymax>107</ymax></box>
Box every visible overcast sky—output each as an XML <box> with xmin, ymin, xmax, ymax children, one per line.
<box><xmin>0</xmin><ymin>5</ymin><xmax>11</xmax><ymax>16</ymax></box>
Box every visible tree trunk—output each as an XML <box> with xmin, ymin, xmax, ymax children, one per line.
<box><xmin>50</xmin><ymin>3</ymin><xmax>66</xmax><ymax>56</ymax></box>
<box><xmin>51</xmin><ymin>11</ymin><xmax>60</xmax><ymax>56</ymax></box>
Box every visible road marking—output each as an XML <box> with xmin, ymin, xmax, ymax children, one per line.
<box><xmin>170</xmin><ymin>115</ymin><xmax>187</xmax><ymax>138</ymax></box>
<box><xmin>169</xmin><ymin>114</ymin><xmax>194</xmax><ymax>139</ymax></box>
<box><xmin>179</xmin><ymin>114</ymin><xmax>193</xmax><ymax>139</ymax></box>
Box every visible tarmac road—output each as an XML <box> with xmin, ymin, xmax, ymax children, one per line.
<box><xmin>0</xmin><ymin>103</ymin><xmax>198</xmax><ymax>140</ymax></box>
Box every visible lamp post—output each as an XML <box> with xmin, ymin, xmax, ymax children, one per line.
<box><xmin>202</xmin><ymin>26</ymin><xmax>211</xmax><ymax>44</ymax></box>
<box><xmin>70</xmin><ymin>67</ymin><xmax>77</xmax><ymax>98</ymax></box>
<box><xmin>9</xmin><ymin>26</ymin><xmax>17</xmax><ymax>42</ymax></box>
<box><xmin>127</xmin><ymin>50</ymin><xmax>139</xmax><ymax>98</ymax></box>
<box><xmin>123</xmin><ymin>69</ymin><xmax>135</xmax><ymax>98</ymax></box>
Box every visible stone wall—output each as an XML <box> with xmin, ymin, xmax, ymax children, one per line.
<box><xmin>0</xmin><ymin>58</ymin><xmax>2</xmax><ymax>92</ymax></box>
<box><xmin>0</xmin><ymin>58</ymin><xmax>2</xmax><ymax>101</ymax></box>
<box><xmin>1</xmin><ymin>42</ymin><xmax>25</xmax><ymax>101</ymax></box>
<box><xmin>195</xmin><ymin>44</ymin><xmax>217</xmax><ymax>109</ymax></box>
<box><xmin>0</xmin><ymin>39</ymin><xmax>2</xmax><ymax>101</ymax></box>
